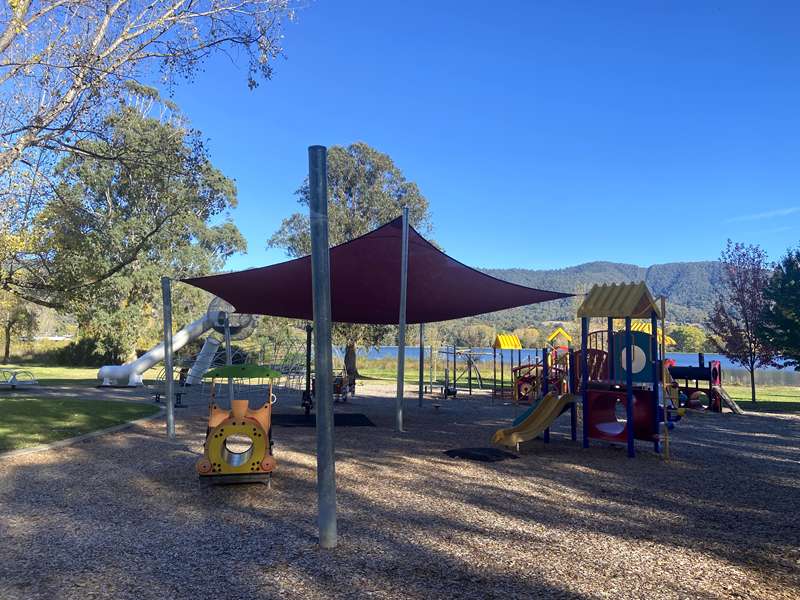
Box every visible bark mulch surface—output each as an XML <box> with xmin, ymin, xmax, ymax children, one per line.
<box><xmin>1</xmin><ymin>385</ymin><xmax>798</xmax><ymax>600</ymax></box>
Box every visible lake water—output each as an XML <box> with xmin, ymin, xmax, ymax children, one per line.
<box><xmin>351</xmin><ymin>346</ymin><xmax>799</xmax><ymax>385</ymax></box>
<box><xmin>358</xmin><ymin>346</ymin><xmax>760</xmax><ymax>369</ymax></box>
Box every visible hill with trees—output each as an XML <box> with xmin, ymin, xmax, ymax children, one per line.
<box><xmin>475</xmin><ymin>260</ymin><xmax>723</xmax><ymax>329</ymax></box>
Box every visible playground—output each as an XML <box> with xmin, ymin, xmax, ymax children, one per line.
<box><xmin>1</xmin><ymin>383</ymin><xmax>798</xmax><ymax>599</ymax></box>
<box><xmin>2</xmin><ymin>206</ymin><xmax>798</xmax><ymax>600</ymax></box>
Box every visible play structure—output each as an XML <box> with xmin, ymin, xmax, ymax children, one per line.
<box><xmin>492</xmin><ymin>391</ymin><xmax>580</xmax><ymax>450</ymax></box>
<box><xmin>491</xmin><ymin>333</ymin><xmax>524</xmax><ymax>400</ymax></box>
<box><xmin>195</xmin><ymin>365</ymin><xmax>279</xmax><ymax>485</ymax></box>
<box><xmin>437</xmin><ymin>345</ymin><xmax>489</xmax><ymax>398</ymax></box>
<box><xmin>98</xmin><ymin>314</ymin><xmax>214</xmax><ymax>386</ymax></box>
<box><xmin>494</xmin><ymin>283</ymin><xmax>685</xmax><ymax>458</ymax></box>
<box><xmin>668</xmin><ymin>354</ymin><xmax>744</xmax><ymax>414</ymax></box>
<box><xmin>98</xmin><ymin>297</ymin><xmax>257</xmax><ymax>388</ymax></box>
<box><xmin>0</xmin><ymin>368</ymin><xmax>37</xmax><ymax>389</ymax></box>
<box><xmin>507</xmin><ymin>327</ymin><xmax>573</xmax><ymax>406</ymax></box>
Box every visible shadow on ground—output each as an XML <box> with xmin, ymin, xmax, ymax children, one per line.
<box><xmin>1</xmin><ymin>386</ymin><xmax>798</xmax><ymax>600</ymax></box>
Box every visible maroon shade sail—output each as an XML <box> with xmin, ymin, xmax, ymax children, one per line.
<box><xmin>183</xmin><ymin>218</ymin><xmax>572</xmax><ymax>324</ymax></box>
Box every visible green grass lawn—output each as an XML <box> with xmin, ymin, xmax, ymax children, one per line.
<box><xmin>0</xmin><ymin>397</ymin><xmax>161</xmax><ymax>452</ymax></box>
<box><xmin>358</xmin><ymin>360</ymin><xmax>800</xmax><ymax>413</ymax></box>
<box><xmin>0</xmin><ymin>363</ymin><xmax>159</xmax><ymax>385</ymax></box>
<box><xmin>722</xmin><ymin>385</ymin><xmax>800</xmax><ymax>413</ymax></box>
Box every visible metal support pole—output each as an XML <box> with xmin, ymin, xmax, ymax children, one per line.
<box><xmin>500</xmin><ymin>351</ymin><xmax>504</xmax><ymax>398</ymax></box>
<box><xmin>452</xmin><ymin>344</ymin><xmax>456</xmax><ymax>391</ymax></box>
<box><xmin>308</xmin><ymin>145</ymin><xmax>337</xmax><ymax>549</ymax></box>
<box><xmin>468</xmin><ymin>354</ymin><xmax>472</xmax><ymax>395</ymax></box>
<box><xmin>581</xmin><ymin>317</ymin><xmax>589</xmax><ymax>448</ymax></box>
<box><xmin>625</xmin><ymin>317</ymin><xmax>635</xmax><ymax>458</ymax></box>
<box><xmin>429</xmin><ymin>344</ymin><xmax>433</xmax><ymax>394</ymax></box>
<box><xmin>418</xmin><ymin>324</ymin><xmax>424</xmax><ymax>407</ymax></box>
<box><xmin>396</xmin><ymin>206</ymin><xmax>410</xmax><ymax>432</ymax></box>
<box><xmin>492</xmin><ymin>348</ymin><xmax>497</xmax><ymax>403</ymax></box>
<box><xmin>303</xmin><ymin>323</ymin><xmax>313</xmax><ymax>414</ymax></box>
<box><xmin>660</xmin><ymin>296</ymin><xmax>670</xmax><ymax>461</ymax></box>
<box><xmin>607</xmin><ymin>317</ymin><xmax>614</xmax><ymax>381</ymax></box>
<box><xmin>161</xmin><ymin>277</ymin><xmax>175</xmax><ymax>439</ymax></box>
<box><xmin>650</xmin><ymin>311</ymin><xmax>660</xmax><ymax>453</ymax></box>
<box><xmin>224</xmin><ymin>313</ymin><xmax>233</xmax><ymax>405</ymax></box>
<box><xmin>542</xmin><ymin>345</ymin><xmax>550</xmax><ymax>443</ymax></box>
<box><xmin>510</xmin><ymin>349</ymin><xmax>514</xmax><ymax>396</ymax></box>
<box><xmin>569</xmin><ymin>350</ymin><xmax>577</xmax><ymax>441</ymax></box>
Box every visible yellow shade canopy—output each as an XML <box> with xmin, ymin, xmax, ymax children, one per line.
<box><xmin>492</xmin><ymin>333</ymin><xmax>522</xmax><ymax>350</ymax></box>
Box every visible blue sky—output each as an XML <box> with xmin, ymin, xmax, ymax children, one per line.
<box><xmin>171</xmin><ymin>1</ymin><xmax>800</xmax><ymax>271</ymax></box>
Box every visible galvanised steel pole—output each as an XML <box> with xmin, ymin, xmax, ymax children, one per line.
<box><xmin>396</xmin><ymin>206</ymin><xmax>410</xmax><ymax>431</ymax></box>
<box><xmin>418</xmin><ymin>323</ymin><xmax>424</xmax><ymax>407</ymax></box>
<box><xmin>308</xmin><ymin>145</ymin><xmax>337</xmax><ymax>549</ymax></box>
<box><xmin>303</xmin><ymin>323</ymin><xmax>313</xmax><ymax>411</ymax></box>
<box><xmin>625</xmin><ymin>317</ymin><xmax>635</xmax><ymax>458</ymax></box>
<box><xmin>224</xmin><ymin>313</ymin><xmax>233</xmax><ymax>405</ymax></box>
<box><xmin>161</xmin><ymin>277</ymin><xmax>176</xmax><ymax>439</ymax></box>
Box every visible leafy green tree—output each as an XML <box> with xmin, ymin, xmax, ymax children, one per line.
<box><xmin>25</xmin><ymin>89</ymin><xmax>245</xmax><ymax>361</ymax></box>
<box><xmin>669</xmin><ymin>324</ymin><xmax>707</xmax><ymax>353</ymax></box>
<box><xmin>459</xmin><ymin>324</ymin><xmax>495</xmax><ymax>348</ymax></box>
<box><xmin>512</xmin><ymin>327</ymin><xmax>541</xmax><ymax>348</ymax></box>
<box><xmin>706</xmin><ymin>241</ymin><xmax>778</xmax><ymax>402</ymax></box>
<box><xmin>268</xmin><ymin>142</ymin><xmax>432</xmax><ymax>377</ymax></box>
<box><xmin>0</xmin><ymin>293</ymin><xmax>36</xmax><ymax>362</ymax></box>
<box><xmin>758</xmin><ymin>247</ymin><xmax>800</xmax><ymax>370</ymax></box>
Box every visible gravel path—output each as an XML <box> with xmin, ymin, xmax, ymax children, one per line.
<box><xmin>1</xmin><ymin>384</ymin><xmax>798</xmax><ymax>600</ymax></box>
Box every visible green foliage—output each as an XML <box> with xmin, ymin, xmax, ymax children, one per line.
<box><xmin>759</xmin><ymin>247</ymin><xmax>800</xmax><ymax>370</ymax></box>
<box><xmin>480</xmin><ymin>260</ymin><xmax>724</xmax><ymax>326</ymax></box>
<box><xmin>512</xmin><ymin>327</ymin><xmax>541</xmax><ymax>348</ymax></box>
<box><xmin>23</xmin><ymin>338</ymin><xmax>115</xmax><ymax>367</ymax></box>
<box><xmin>268</xmin><ymin>142</ymin><xmax>433</xmax><ymax>375</ymax></box>
<box><xmin>0</xmin><ymin>293</ymin><xmax>37</xmax><ymax>361</ymax></box>
<box><xmin>268</xmin><ymin>142</ymin><xmax>432</xmax><ymax>257</ymax></box>
<box><xmin>457</xmin><ymin>324</ymin><xmax>495</xmax><ymax>347</ymax></box>
<box><xmin>22</xmin><ymin>95</ymin><xmax>245</xmax><ymax>361</ymax></box>
<box><xmin>706</xmin><ymin>240</ymin><xmax>779</xmax><ymax>402</ymax></box>
<box><xmin>668</xmin><ymin>324</ymin><xmax>708</xmax><ymax>353</ymax></box>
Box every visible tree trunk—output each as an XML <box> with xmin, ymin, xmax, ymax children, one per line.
<box><xmin>3</xmin><ymin>324</ymin><xmax>11</xmax><ymax>363</ymax></box>
<box><xmin>749</xmin><ymin>367</ymin><xmax>757</xmax><ymax>403</ymax></box>
<box><xmin>344</xmin><ymin>343</ymin><xmax>359</xmax><ymax>379</ymax></box>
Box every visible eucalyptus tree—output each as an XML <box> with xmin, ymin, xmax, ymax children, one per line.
<box><xmin>269</xmin><ymin>142</ymin><xmax>433</xmax><ymax>377</ymax></box>
<box><xmin>12</xmin><ymin>88</ymin><xmax>245</xmax><ymax>360</ymax></box>
<box><xmin>1</xmin><ymin>0</ymin><xmax>293</xmax><ymax>311</ymax></box>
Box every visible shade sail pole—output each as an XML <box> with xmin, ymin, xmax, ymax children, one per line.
<box><xmin>396</xmin><ymin>206</ymin><xmax>409</xmax><ymax>432</ymax></box>
<box><xmin>418</xmin><ymin>323</ymin><xmax>424</xmax><ymax>407</ymax></box>
<box><xmin>161</xmin><ymin>277</ymin><xmax>175</xmax><ymax>439</ymax></box>
<box><xmin>308</xmin><ymin>145</ymin><xmax>337</xmax><ymax>549</ymax></box>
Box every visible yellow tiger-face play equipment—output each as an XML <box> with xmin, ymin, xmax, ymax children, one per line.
<box><xmin>196</xmin><ymin>397</ymin><xmax>276</xmax><ymax>484</ymax></box>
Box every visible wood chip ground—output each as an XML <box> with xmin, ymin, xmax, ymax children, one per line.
<box><xmin>1</xmin><ymin>384</ymin><xmax>798</xmax><ymax>599</ymax></box>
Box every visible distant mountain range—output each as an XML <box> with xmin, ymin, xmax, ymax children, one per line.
<box><xmin>475</xmin><ymin>260</ymin><xmax>723</xmax><ymax>329</ymax></box>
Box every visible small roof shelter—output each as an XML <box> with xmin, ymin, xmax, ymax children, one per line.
<box><xmin>492</xmin><ymin>333</ymin><xmax>522</xmax><ymax>350</ymax></box>
<box><xmin>577</xmin><ymin>282</ymin><xmax>662</xmax><ymax>319</ymax></box>
<box><xmin>547</xmin><ymin>326</ymin><xmax>573</xmax><ymax>344</ymax></box>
